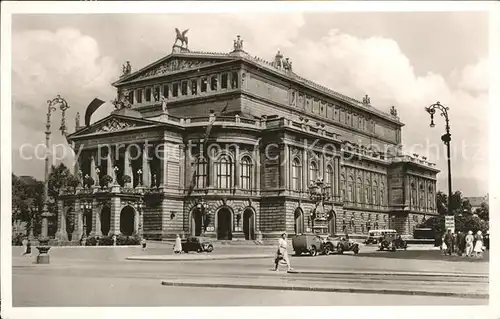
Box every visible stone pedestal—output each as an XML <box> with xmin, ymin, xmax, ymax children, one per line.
<box><xmin>36</xmin><ymin>240</ymin><xmax>51</xmax><ymax>264</ymax></box>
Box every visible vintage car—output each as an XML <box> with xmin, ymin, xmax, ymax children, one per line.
<box><xmin>330</xmin><ymin>236</ymin><xmax>360</xmax><ymax>255</ymax></box>
<box><xmin>365</xmin><ymin>229</ymin><xmax>397</xmax><ymax>244</ymax></box>
<box><xmin>292</xmin><ymin>234</ymin><xmax>326</xmax><ymax>256</ymax></box>
<box><xmin>181</xmin><ymin>236</ymin><xmax>214</xmax><ymax>253</ymax></box>
<box><xmin>378</xmin><ymin>233</ymin><xmax>407</xmax><ymax>251</ymax></box>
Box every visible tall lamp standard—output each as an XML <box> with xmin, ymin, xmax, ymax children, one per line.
<box><xmin>196</xmin><ymin>198</ymin><xmax>207</xmax><ymax>235</ymax></box>
<box><xmin>80</xmin><ymin>200</ymin><xmax>93</xmax><ymax>245</ymax></box>
<box><xmin>425</xmin><ymin>101</ymin><xmax>452</xmax><ymax>216</ymax></box>
<box><xmin>37</xmin><ymin>95</ymin><xmax>70</xmax><ymax>264</ymax></box>
<box><xmin>308</xmin><ymin>178</ymin><xmax>331</xmax><ymax>234</ymax></box>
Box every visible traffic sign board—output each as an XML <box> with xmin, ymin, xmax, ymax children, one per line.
<box><xmin>444</xmin><ymin>216</ymin><xmax>455</xmax><ymax>233</ymax></box>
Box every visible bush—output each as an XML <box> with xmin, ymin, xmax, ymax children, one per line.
<box><xmin>100</xmin><ymin>175</ymin><xmax>113</xmax><ymax>187</ymax></box>
<box><xmin>85</xmin><ymin>236</ymin><xmax>98</xmax><ymax>246</ymax></box>
<box><xmin>12</xmin><ymin>233</ymin><xmax>25</xmax><ymax>246</ymax></box>
<box><xmin>123</xmin><ymin>175</ymin><xmax>132</xmax><ymax>184</ymax></box>
<box><xmin>67</xmin><ymin>175</ymin><xmax>80</xmax><ymax>188</ymax></box>
<box><xmin>98</xmin><ymin>235</ymin><xmax>114</xmax><ymax>246</ymax></box>
<box><xmin>84</xmin><ymin>176</ymin><xmax>94</xmax><ymax>188</ymax></box>
<box><xmin>116</xmin><ymin>234</ymin><xmax>141</xmax><ymax>246</ymax></box>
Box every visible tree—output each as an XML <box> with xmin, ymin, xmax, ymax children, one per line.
<box><xmin>435</xmin><ymin>190</ymin><xmax>468</xmax><ymax>215</ymax></box>
<box><xmin>12</xmin><ymin>174</ymin><xmax>44</xmax><ymax>235</ymax></box>
<box><xmin>436</xmin><ymin>191</ymin><xmax>448</xmax><ymax>215</ymax></box>
<box><xmin>475</xmin><ymin>202</ymin><xmax>489</xmax><ymax>221</ymax></box>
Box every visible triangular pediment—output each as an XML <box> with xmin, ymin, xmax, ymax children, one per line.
<box><xmin>114</xmin><ymin>53</ymin><xmax>233</xmax><ymax>85</ymax></box>
<box><xmin>68</xmin><ymin>114</ymin><xmax>163</xmax><ymax>138</ymax></box>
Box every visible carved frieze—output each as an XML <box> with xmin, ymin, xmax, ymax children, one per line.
<box><xmin>94</xmin><ymin>118</ymin><xmax>137</xmax><ymax>133</ymax></box>
<box><xmin>137</xmin><ymin>59</ymin><xmax>222</xmax><ymax>79</ymax></box>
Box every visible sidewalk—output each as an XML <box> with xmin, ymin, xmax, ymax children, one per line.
<box><xmin>126</xmin><ymin>253</ymin><xmax>273</xmax><ymax>262</ymax></box>
<box><xmin>160</xmin><ymin>275</ymin><xmax>488</xmax><ymax>299</ymax></box>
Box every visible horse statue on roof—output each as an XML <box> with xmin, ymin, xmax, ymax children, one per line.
<box><xmin>174</xmin><ymin>28</ymin><xmax>189</xmax><ymax>49</ymax></box>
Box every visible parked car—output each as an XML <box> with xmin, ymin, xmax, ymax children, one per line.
<box><xmin>292</xmin><ymin>234</ymin><xmax>325</xmax><ymax>256</ymax></box>
<box><xmin>181</xmin><ymin>236</ymin><xmax>214</xmax><ymax>253</ymax></box>
<box><xmin>331</xmin><ymin>236</ymin><xmax>360</xmax><ymax>255</ymax></box>
<box><xmin>364</xmin><ymin>229</ymin><xmax>397</xmax><ymax>244</ymax></box>
<box><xmin>378</xmin><ymin>233</ymin><xmax>407</xmax><ymax>251</ymax></box>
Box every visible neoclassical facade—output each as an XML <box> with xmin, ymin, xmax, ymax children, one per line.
<box><xmin>56</xmin><ymin>33</ymin><xmax>439</xmax><ymax>242</ymax></box>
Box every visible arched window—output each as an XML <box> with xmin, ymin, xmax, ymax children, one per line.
<box><xmin>380</xmin><ymin>182</ymin><xmax>385</xmax><ymax>206</ymax></box>
<box><xmin>372</xmin><ymin>180</ymin><xmax>378</xmax><ymax>206</ymax></box>
<box><xmin>340</xmin><ymin>174</ymin><xmax>346</xmax><ymax>201</ymax></box>
<box><xmin>292</xmin><ymin>158</ymin><xmax>302</xmax><ymax>191</ymax></box>
<box><xmin>215</xmin><ymin>155</ymin><xmax>234</xmax><ymax>189</ymax></box>
<box><xmin>195</xmin><ymin>156</ymin><xmax>207</xmax><ymax>188</ymax></box>
<box><xmin>356</xmin><ymin>177</ymin><xmax>362</xmax><ymax>203</ymax></box>
<box><xmin>240</xmin><ymin>156</ymin><xmax>252</xmax><ymax>190</ymax></box>
<box><xmin>419</xmin><ymin>183</ymin><xmax>425</xmax><ymax>208</ymax></box>
<box><xmin>428</xmin><ymin>185</ymin><xmax>434</xmax><ymax>209</ymax></box>
<box><xmin>309</xmin><ymin>160</ymin><xmax>318</xmax><ymax>183</ymax></box>
<box><xmin>347</xmin><ymin>176</ymin><xmax>354</xmax><ymax>202</ymax></box>
<box><xmin>325</xmin><ymin>165</ymin><xmax>334</xmax><ymax>196</ymax></box>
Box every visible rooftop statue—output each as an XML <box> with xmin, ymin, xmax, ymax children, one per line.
<box><xmin>174</xmin><ymin>28</ymin><xmax>189</xmax><ymax>49</ymax></box>
<box><xmin>390</xmin><ymin>106</ymin><xmax>398</xmax><ymax>117</ymax></box>
<box><xmin>122</xmin><ymin>61</ymin><xmax>131</xmax><ymax>76</ymax></box>
<box><xmin>362</xmin><ymin>94</ymin><xmax>371</xmax><ymax>105</ymax></box>
<box><xmin>233</xmin><ymin>35</ymin><xmax>244</xmax><ymax>51</ymax></box>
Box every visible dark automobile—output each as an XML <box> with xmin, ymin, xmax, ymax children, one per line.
<box><xmin>292</xmin><ymin>234</ymin><xmax>325</xmax><ymax>256</ymax></box>
<box><xmin>333</xmin><ymin>237</ymin><xmax>360</xmax><ymax>254</ymax></box>
<box><xmin>181</xmin><ymin>236</ymin><xmax>214</xmax><ymax>253</ymax></box>
<box><xmin>379</xmin><ymin>233</ymin><xmax>407</xmax><ymax>251</ymax></box>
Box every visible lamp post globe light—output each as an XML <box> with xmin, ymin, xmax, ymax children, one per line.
<box><xmin>80</xmin><ymin>200</ymin><xmax>93</xmax><ymax>244</ymax></box>
<box><xmin>196</xmin><ymin>198</ymin><xmax>207</xmax><ymax>234</ymax></box>
<box><xmin>37</xmin><ymin>95</ymin><xmax>70</xmax><ymax>264</ymax></box>
<box><xmin>308</xmin><ymin>178</ymin><xmax>331</xmax><ymax>234</ymax></box>
<box><xmin>425</xmin><ymin>101</ymin><xmax>452</xmax><ymax>216</ymax></box>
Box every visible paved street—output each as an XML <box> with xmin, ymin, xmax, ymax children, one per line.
<box><xmin>12</xmin><ymin>243</ymin><xmax>489</xmax><ymax>306</ymax></box>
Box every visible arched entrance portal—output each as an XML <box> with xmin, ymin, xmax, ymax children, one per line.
<box><xmin>243</xmin><ymin>209</ymin><xmax>255</xmax><ymax>240</ymax></box>
<box><xmin>294</xmin><ymin>208</ymin><xmax>304</xmax><ymax>234</ymax></box>
<box><xmin>328</xmin><ymin>210</ymin><xmax>337</xmax><ymax>236</ymax></box>
<box><xmin>217</xmin><ymin>207</ymin><xmax>232</xmax><ymax>240</ymax></box>
<box><xmin>101</xmin><ymin>206</ymin><xmax>111</xmax><ymax>236</ymax></box>
<box><xmin>120</xmin><ymin>206</ymin><xmax>136</xmax><ymax>236</ymax></box>
<box><xmin>191</xmin><ymin>209</ymin><xmax>203</xmax><ymax>236</ymax></box>
<box><xmin>66</xmin><ymin>208</ymin><xmax>75</xmax><ymax>241</ymax></box>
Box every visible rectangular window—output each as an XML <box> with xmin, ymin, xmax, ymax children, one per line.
<box><xmin>136</xmin><ymin>89</ymin><xmax>143</xmax><ymax>103</ymax></box>
<box><xmin>145</xmin><ymin>88</ymin><xmax>152</xmax><ymax>102</ymax></box>
<box><xmin>231</xmin><ymin>72</ymin><xmax>239</xmax><ymax>89</ymax></box>
<box><xmin>181</xmin><ymin>81</ymin><xmax>188</xmax><ymax>95</ymax></box>
<box><xmin>128</xmin><ymin>91</ymin><xmax>134</xmax><ymax>104</ymax></box>
<box><xmin>221</xmin><ymin>73</ymin><xmax>228</xmax><ymax>89</ymax></box>
<box><xmin>154</xmin><ymin>86</ymin><xmax>160</xmax><ymax>101</ymax></box>
<box><xmin>172</xmin><ymin>83</ymin><xmax>179</xmax><ymax>97</ymax></box>
<box><xmin>162</xmin><ymin>84</ymin><xmax>169</xmax><ymax>98</ymax></box>
<box><xmin>191</xmin><ymin>80</ymin><xmax>197</xmax><ymax>95</ymax></box>
<box><xmin>210</xmin><ymin>75</ymin><xmax>218</xmax><ymax>91</ymax></box>
<box><xmin>201</xmin><ymin>77</ymin><xmax>207</xmax><ymax>92</ymax></box>
<box><xmin>195</xmin><ymin>158</ymin><xmax>207</xmax><ymax>188</ymax></box>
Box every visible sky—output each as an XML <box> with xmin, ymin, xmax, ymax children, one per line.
<box><xmin>10</xmin><ymin>11</ymin><xmax>489</xmax><ymax>196</ymax></box>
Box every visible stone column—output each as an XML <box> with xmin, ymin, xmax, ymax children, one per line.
<box><xmin>110</xmin><ymin>193</ymin><xmax>121</xmax><ymax>235</ymax></box>
<box><xmin>208</xmin><ymin>146</ymin><xmax>215</xmax><ymax>188</ymax></box>
<box><xmin>160</xmin><ymin>143</ymin><xmax>168</xmax><ymax>187</ymax></box>
<box><xmin>90</xmin><ymin>153</ymin><xmax>98</xmax><ymax>186</ymax></box>
<box><xmin>179</xmin><ymin>145</ymin><xmax>185</xmax><ymax>192</ymax></box>
<box><xmin>55</xmin><ymin>200</ymin><xmax>68</xmax><ymax>241</ymax></box>
<box><xmin>142</xmin><ymin>144</ymin><xmax>150</xmax><ymax>187</ymax></box>
<box><xmin>124</xmin><ymin>145</ymin><xmax>132</xmax><ymax>187</ymax></box>
<box><xmin>235</xmin><ymin>145</ymin><xmax>240</xmax><ymax>188</ymax></box>
<box><xmin>107</xmin><ymin>147</ymin><xmax>113</xmax><ymax>177</ymax></box>
<box><xmin>336</xmin><ymin>157</ymin><xmax>341</xmax><ymax>200</ymax></box>
<box><xmin>91</xmin><ymin>198</ymin><xmax>102</xmax><ymax>236</ymax></box>
<box><xmin>302</xmin><ymin>146</ymin><xmax>308</xmax><ymax>192</ymax></box>
<box><xmin>255</xmin><ymin>147</ymin><xmax>261</xmax><ymax>191</ymax></box>
<box><xmin>72</xmin><ymin>199</ymin><xmax>83</xmax><ymax>242</ymax></box>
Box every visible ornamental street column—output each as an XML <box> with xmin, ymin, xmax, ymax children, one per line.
<box><xmin>142</xmin><ymin>144</ymin><xmax>150</xmax><ymax>187</ymax></box>
<box><xmin>91</xmin><ymin>198</ymin><xmax>102</xmax><ymax>236</ymax></box>
<box><xmin>55</xmin><ymin>200</ymin><xmax>67</xmax><ymax>241</ymax></box>
<box><xmin>71</xmin><ymin>199</ymin><xmax>83</xmax><ymax>242</ymax></box>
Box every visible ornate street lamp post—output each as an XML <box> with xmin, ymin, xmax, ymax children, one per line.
<box><xmin>425</xmin><ymin>101</ymin><xmax>452</xmax><ymax>215</ymax></box>
<box><xmin>308</xmin><ymin>178</ymin><xmax>331</xmax><ymax>234</ymax></box>
<box><xmin>37</xmin><ymin>95</ymin><xmax>70</xmax><ymax>264</ymax></box>
<box><xmin>136</xmin><ymin>198</ymin><xmax>144</xmax><ymax>237</ymax></box>
<box><xmin>196</xmin><ymin>198</ymin><xmax>207</xmax><ymax>235</ymax></box>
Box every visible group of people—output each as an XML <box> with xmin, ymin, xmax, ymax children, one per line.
<box><xmin>441</xmin><ymin>229</ymin><xmax>485</xmax><ymax>258</ymax></box>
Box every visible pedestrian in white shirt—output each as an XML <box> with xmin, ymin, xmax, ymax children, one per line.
<box><xmin>273</xmin><ymin>233</ymin><xmax>293</xmax><ymax>272</ymax></box>
<box><xmin>465</xmin><ymin>231</ymin><xmax>474</xmax><ymax>257</ymax></box>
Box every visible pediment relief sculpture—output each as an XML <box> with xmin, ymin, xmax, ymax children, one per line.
<box><xmin>137</xmin><ymin>58</ymin><xmax>222</xmax><ymax>79</ymax></box>
<box><xmin>94</xmin><ymin>118</ymin><xmax>137</xmax><ymax>133</ymax></box>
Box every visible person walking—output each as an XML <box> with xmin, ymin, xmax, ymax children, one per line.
<box><xmin>24</xmin><ymin>239</ymin><xmax>32</xmax><ymax>256</ymax></box>
<box><xmin>465</xmin><ymin>231</ymin><xmax>474</xmax><ymax>257</ymax></box>
<box><xmin>474</xmin><ymin>230</ymin><xmax>484</xmax><ymax>258</ymax></box>
<box><xmin>457</xmin><ymin>231</ymin><xmax>466</xmax><ymax>256</ymax></box>
<box><xmin>443</xmin><ymin>229</ymin><xmax>453</xmax><ymax>256</ymax></box>
<box><xmin>141</xmin><ymin>238</ymin><xmax>147</xmax><ymax>250</ymax></box>
<box><xmin>21</xmin><ymin>236</ymin><xmax>28</xmax><ymax>256</ymax></box>
<box><xmin>451</xmin><ymin>232</ymin><xmax>458</xmax><ymax>255</ymax></box>
<box><xmin>173</xmin><ymin>234</ymin><xmax>182</xmax><ymax>254</ymax></box>
<box><xmin>273</xmin><ymin>233</ymin><xmax>293</xmax><ymax>272</ymax></box>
